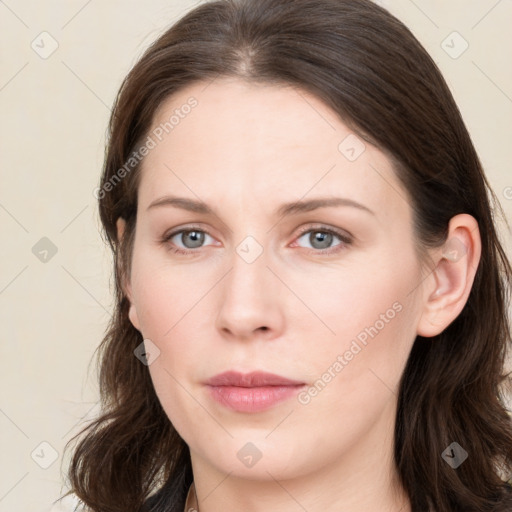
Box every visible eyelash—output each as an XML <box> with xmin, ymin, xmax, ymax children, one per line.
<box><xmin>161</xmin><ymin>224</ymin><xmax>353</xmax><ymax>256</ymax></box>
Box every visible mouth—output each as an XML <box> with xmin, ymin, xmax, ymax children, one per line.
<box><xmin>205</xmin><ymin>371</ymin><xmax>306</xmax><ymax>413</ymax></box>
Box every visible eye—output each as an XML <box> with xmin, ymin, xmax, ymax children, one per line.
<box><xmin>161</xmin><ymin>224</ymin><xmax>353</xmax><ymax>256</ymax></box>
<box><xmin>292</xmin><ymin>225</ymin><xmax>353</xmax><ymax>255</ymax></box>
<box><xmin>162</xmin><ymin>227</ymin><xmax>216</xmax><ymax>255</ymax></box>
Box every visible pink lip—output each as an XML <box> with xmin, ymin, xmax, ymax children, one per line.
<box><xmin>205</xmin><ymin>371</ymin><xmax>306</xmax><ymax>413</ymax></box>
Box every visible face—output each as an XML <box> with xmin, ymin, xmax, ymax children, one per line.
<box><xmin>122</xmin><ymin>77</ymin><xmax>427</xmax><ymax>482</ymax></box>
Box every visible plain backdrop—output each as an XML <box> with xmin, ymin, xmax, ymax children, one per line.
<box><xmin>1</xmin><ymin>1</ymin><xmax>511</xmax><ymax>510</ymax></box>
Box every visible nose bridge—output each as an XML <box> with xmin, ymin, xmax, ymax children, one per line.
<box><xmin>226</xmin><ymin>234</ymin><xmax>271</xmax><ymax>305</ymax></box>
<box><xmin>215</xmin><ymin>233</ymin><xmax>283</xmax><ymax>337</ymax></box>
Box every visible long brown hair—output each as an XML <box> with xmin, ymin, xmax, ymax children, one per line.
<box><xmin>60</xmin><ymin>0</ymin><xmax>512</xmax><ymax>510</ymax></box>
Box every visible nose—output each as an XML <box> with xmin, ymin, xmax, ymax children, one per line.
<box><xmin>215</xmin><ymin>242</ymin><xmax>285</xmax><ymax>342</ymax></box>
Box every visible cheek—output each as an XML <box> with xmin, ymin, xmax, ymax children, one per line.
<box><xmin>289</xmin><ymin>252</ymin><xmax>419</xmax><ymax>402</ymax></box>
<box><xmin>290</xmin><ymin>289</ymin><xmax>417</xmax><ymax>466</ymax></box>
<box><xmin>291</xmin><ymin>254</ymin><xmax>415</xmax><ymax>343</ymax></box>
<box><xmin>130</xmin><ymin>249</ymin><xmax>208</xmax><ymax>339</ymax></box>
<box><xmin>129</xmin><ymin>252</ymin><xmax>215</xmax><ymax>429</ymax></box>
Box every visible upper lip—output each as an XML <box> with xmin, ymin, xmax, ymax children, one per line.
<box><xmin>206</xmin><ymin>371</ymin><xmax>305</xmax><ymax>387</ymax></box>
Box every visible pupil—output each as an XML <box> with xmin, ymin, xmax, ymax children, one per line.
<box><xmin>184</xmin><ymin>230</ymin><xmax>204</xmax><ymax>248</ymax></box>
<box><xmin>311</xmin><ymin>231</ymin><xmax>332</xmax><ymax>249</ymax></box>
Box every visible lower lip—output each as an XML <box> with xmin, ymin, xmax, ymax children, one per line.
<box><xmin>207</xmin><ymin>384</ymin><xmax>305</xmax><ymax>413</ymax></box>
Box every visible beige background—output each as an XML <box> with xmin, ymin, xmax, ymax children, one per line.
<box><xmin>0</xmin><ymin>1</ymin><xmax>511</xmax><ymax>510</ymax></box>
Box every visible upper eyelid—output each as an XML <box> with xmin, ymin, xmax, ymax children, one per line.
<box><xmin>295</xmin><ymin>224</ymin><xmax>352</xmax><ymax>239</ymax></box>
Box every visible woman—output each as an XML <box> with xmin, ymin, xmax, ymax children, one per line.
<box><xmin>56</xmin><ymin>0</ymin><xmax>512</xmax><ymax>510</ymax></box>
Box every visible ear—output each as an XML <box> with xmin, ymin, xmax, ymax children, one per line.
<box><xmin>416</xmin><ymin>214</ymin><xmax>481</xmax><ymax>337</ymax></box>
<box><xmin>116</xmin><ymin>217</ymin><xmax>141</xmax><ymax>331</ymax></box>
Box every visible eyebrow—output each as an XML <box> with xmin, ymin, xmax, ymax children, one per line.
<box><xmin>146</xmin><ymin>195</ymin><xmax>375</xmax><ymax>217</ymax></box>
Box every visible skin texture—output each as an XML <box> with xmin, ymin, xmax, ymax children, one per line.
<box><xmin>117</xmin><ymin>78</ymin><xmax>481</xmax><ymax>512</ymax></box>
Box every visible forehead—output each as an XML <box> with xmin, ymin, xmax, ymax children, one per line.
<box><xmin>137</xmin><ymin>77</ymin><xmax>410</xmax><ymax>224</ymax></box>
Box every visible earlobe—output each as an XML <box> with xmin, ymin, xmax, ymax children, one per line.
<box><xmin>416</xmin><ymin>214</ymin><xmax>481</xmax><ymax>338</ymax></box>
<box><xmin>128</xmin><ymin>302</ymin><xmax>141</xmax><ymax>331</ymax></box>
<box><xmin>116</xmin><ymin>217</ymin><xmax>140</xmax><ymax>332</ymax></box>
<box><xmin>116</xmin><ymin>217</ymin><xmax>126</xmax><ymax>243</ymax></box>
